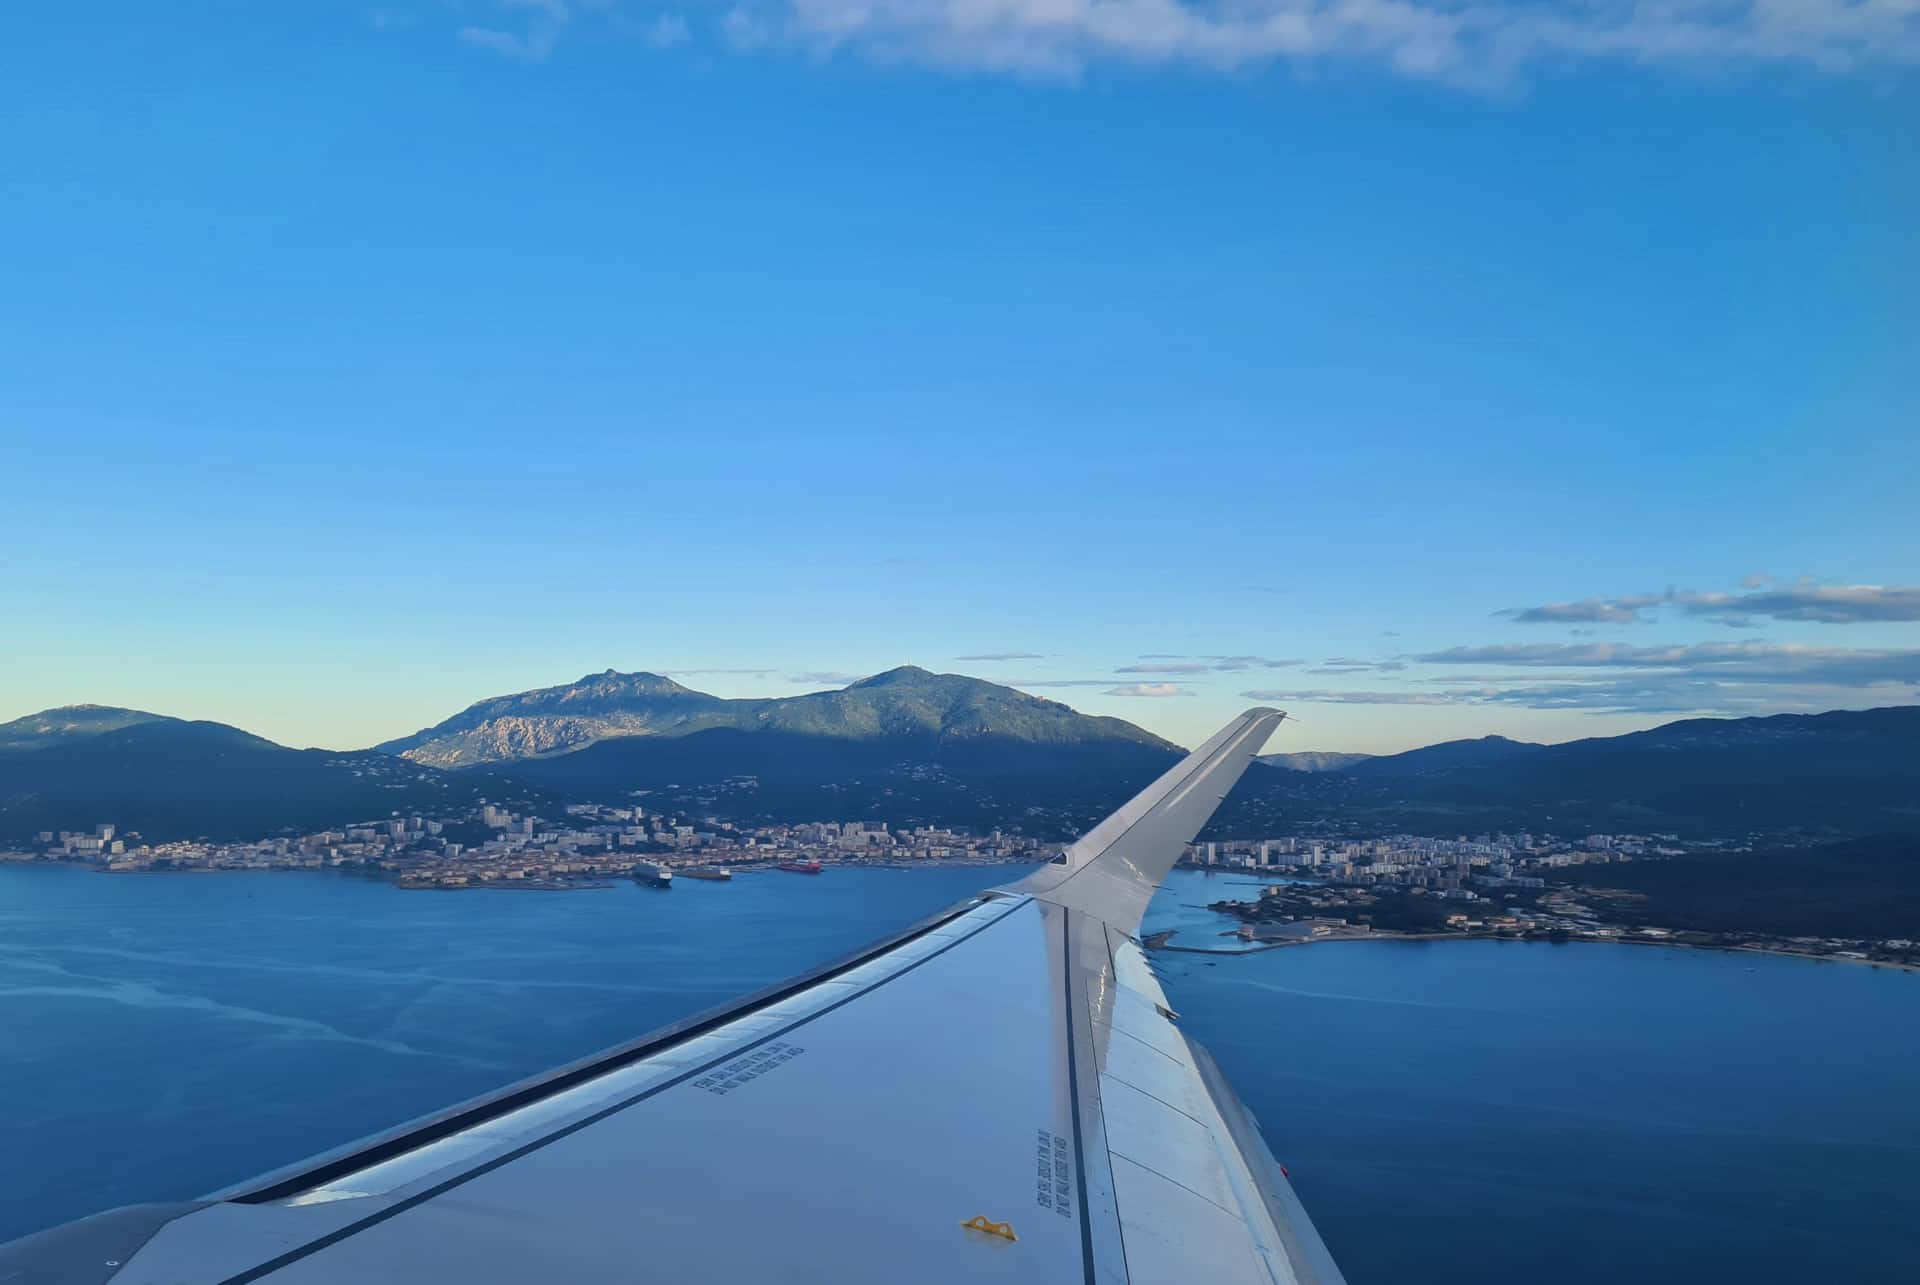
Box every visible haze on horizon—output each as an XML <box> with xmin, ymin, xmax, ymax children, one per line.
<box><xmin>2</xmin><ymin>5</ymin><xmax>1914</xmax><ymax>755</ymax></box>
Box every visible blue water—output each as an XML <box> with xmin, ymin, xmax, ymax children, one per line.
<box><xmin>4</xmin><ymin>864</ymin><xmax>1917</xmax><ymax>1283</ymax></box>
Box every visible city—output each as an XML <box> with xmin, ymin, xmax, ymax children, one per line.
<box><xmin>11</xmin><ymin>808</ymin><xmax>1913</xmax><ymax>969</ymax></box>
<box><xmin>0</xmin><ymin>802</ymin><xmax>1045</xmax><ymax>887</ymax></box>
<box><xmin>1178</xmin><ymin>832</ymin><xmax>1920</xmax><ymax>968</ymax></box>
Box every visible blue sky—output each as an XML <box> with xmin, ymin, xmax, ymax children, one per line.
<box><xmin>2</xmin><ymin>3</ymin><xmax>1916</xmax><ymax>753</ymax></box>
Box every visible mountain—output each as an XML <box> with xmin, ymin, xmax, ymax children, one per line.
<box><xmin>490</xmin><ymin>667</ymin><xmax>1183</xmax><ymax>836</ymax></box>
<box><xmin>382</xmin><ymin>666</ymin><xmax>1176</xmax><ymax>767</ymax></box>
<box><xmin>376</xmin><ymin>670</ymin><xmax>732</xmax><ymax>767</ymax></box>
<box><xmin>0</xmin><ymin>715</ymin><xmax>552</xmax><ymax>843</ymax></box>
<box><xmin>0</xmin><ymin>704</ymin><xmax>172</xmax><ymax>752</ymax></box>
<box><xmin>11</xmin><ymin>680</ymin><xmax>1916</xmax><ymax>845</ymax></box>
<box><xmin>0</xmin><ymin>670</ymin><xmax>1180</xmax><ymax>844</ymax></box>
<box><xmin>1573</xmin><ymin>834</ymin><xmax>1920</xmax><ymax>940</ymax></box>
<box><xmin>1339</xmin><ymin>734</ymin><xmax>1544</xmax><ymax>777</ymax></box>
<box><xmin>737</xmin><ymin>667</ymin><xmax>1174</xmax><ymax>748</ymax></box>
<box><xmin>1213</xmin><ymin>706</ymin><xmax>1920</xmax><ymax>838</ymax></box>
<box><xmin>1258</xmin><ymin>751</ymin><xmax>1374</xmax><ymax>773</ymax></box>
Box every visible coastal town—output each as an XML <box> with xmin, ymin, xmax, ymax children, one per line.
<box><xmin>0</xmin><ymin>801</ymin><xmax>1046</xmax><ymax>887</ymax></box>
<box><xmin>7</xmin><ymin>810</ymin><xmax>1913</xmax><ymax>969</ymax></box>
<box><xmin>1177</xmin><ymin>832</ymin><xmax>1920</xmax><ymax>969</ymax></box>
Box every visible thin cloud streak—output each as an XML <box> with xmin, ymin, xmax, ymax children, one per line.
<box><xmin>997</xmin><ymin>677</ymin><xmax>1177</xmax><ymax>688</ymax></box>
<box><xmin>1309</xmin><ymin>657</ymin><xmax>1408</xmax><ymax>675</ymax></box>
<box><xmin>1503</xmin><ymin>582</ymin><xmax>1920</xmax><ymax>627</ymax></box>
<box><xmin>442</xmin><ymin>0</ymin><xmax>1920</xmax><ymax>84</ymax></box>
<box><xmin>785</xmin><ymin>670</ymin><xmax>865</xmax><ymax>686</ymax></box>
<box><xmin>457</xmin><ymin>25</ymin><xmax>560</xmax><ymax>59</ymax></box>
<box><xmin>1265</xmin><ymin>639</ymin><xmax>1920</xmax><ymax>715</ymax></box>
<box><xmin>1415</xmin><ymin>642</ymin><xmax>1920</xmax><ymax>686</ymax></box>
<box><xmin>1118</xmin><ymin>655</ymin><xmax>1300</xmax><ymax>674</ymax></box>
<box><xmin>1107</xmin><ymin>683</ymin><xmax>1186</xmax><ymax>698</ymax></box>
<box><xmin>1243</xmin><ymin>688</ymin><xmax>1463</xmax><ymax>706</ymax></box>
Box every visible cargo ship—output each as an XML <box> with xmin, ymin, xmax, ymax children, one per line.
<box><xmin>776</xmin><ymin>860</ymin><xmax>823</xmax><ymax>875</ymax></box>
<box><xmin>633</xmin><ymin>862</ymin><xmax>674</xmax><ymax>888</ymax></box>
<box><xmin>680</xmin><ymin>866</ymin><xmax>733</xmax><ymax>881</ymax></box>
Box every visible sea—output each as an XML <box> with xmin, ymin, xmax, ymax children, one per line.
<box><xmin>3</xmin><ymin>862</ymin><xmax>1916</xmax><ymax>1283</ymax></box>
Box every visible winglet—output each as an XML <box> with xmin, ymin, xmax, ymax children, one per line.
<box><xmin>999</xmin><ymin>708</ymin><xmax>1286</xmax><ymax>934</ymax></box>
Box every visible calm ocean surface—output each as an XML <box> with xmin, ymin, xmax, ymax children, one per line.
<box><xmin>4</xmin><ymin>862</ymin><xmax>1916</xmax><ymax>1282</ymax></box>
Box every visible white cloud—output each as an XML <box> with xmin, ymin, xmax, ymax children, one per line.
<box><xmin>1255</xmin><ymin>639</ymin><xmax>1920</xmax><ymax>715</ymax></box>
<box><xmin>785</xmin><ymin>670</ymin><xmax>865</xmax><ymax>685</ymax></box>
<box><xmin>1308</xmin><ymin>657</ymin><xmax>1407</xmax><ymax>674</ymax></box>
<box><xmin>1118</xmin><ymin>655</ymin><xmax>1300</xmax><ymax>674</ymax></box>
<box><xmin>1106</xmin><ymin>682</ymin><xmax>1186</xmax><ymax>697</ymax></box>
<box><xmin>440</xmin><ymin>0</ymin><xmax>1920</xmax><ymax>83</ymax></box>
<box><xmin>1415</xmin><ymin>642</ymin><xmax>1920</xmax><ymax>686</ymax></box>
<box><xmin>458</xmin><ymin>24</ymin><xmax>561</xmax><ymax>59</ymax></box>
<box><xmin>1503</xmin><ymin>581</ymin><xmax>1920</xmax><ymax>627</ymax></box>
<box><xmin>997</xmin><ymin>677</ymin><xmax>1153</xmax><ymax>687</ymax></box>
<box><xmin>1243</xmin><ymin>687</ymin><xmax>1463</xmax><ymax>705</ymax></box>
<box><xmin>723</xmin><ymin>5</ymin><xmax>774</xmax><ymax>50</ymax></box>
<box><xmin>729</xmin><ymin>0</ymin><xmax>1920</xmax><ymax>83</ymax></box>
<box><xmin>634</xmin><ymin>12</ymin><xmax>693</xmax><ymax>46</ymax></box>
<box><xmin>1501</xmin><ymin>595</ymin><xmax>1663</xmax><ymax>624</ymax></box>
<box><xmin>1206</xmin><ymin>655</ymin><xmax>1304</xmax><ymax>671</ymax></box>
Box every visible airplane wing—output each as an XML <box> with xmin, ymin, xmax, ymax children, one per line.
<box><xmin>1</xmin><ymin>708</ymin><xmax>1345</xmax><ymax>1285</ymax></box>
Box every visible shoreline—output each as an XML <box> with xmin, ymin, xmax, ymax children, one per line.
<box><xmin>2</xmin><ymin>854</ymin><xmax>1037</xmax><ymax>888</ymax></box>
<box><xmin>1146</xmin><ymin>926</ymin><xmax>1920</xmax><ymax>973</ymax></box>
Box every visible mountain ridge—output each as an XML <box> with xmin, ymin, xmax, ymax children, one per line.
<box><xmin>1216</xmin><ymin>706</ymin><xmax>1920</xmax><ymax>838</ymax></box>
<box><xmin>0</xmin><ymin>717</ymin><xmax>553</xmax><ymax>842</ymax></box>
<box><xmin>373</xmin><ymin>669</ymin><xmax>735</xmax><ymax>766</ymax></box>
<box><xmin>7</xmin><ymin>683</ymin><xmax>1918</xmax><ymax>842</ymax></box>
<box><xmin>376</xmin><ymin>665</ymin><xmax>1177</xmax><ymax>767</ymax></box>
<box><xmin>0</xmin><ymin>705</ymin><xmax>175</xmax><ymax>752</ymax></box>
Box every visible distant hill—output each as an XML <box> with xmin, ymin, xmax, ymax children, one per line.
<box><xmin>0</xmin><ymin>715</ymin><xmax>551</xmax><ymax>843</ymax></box>
<box><xmin>375</xmin><ymin>670</ymin><xmax>733</xmax><ymax>766</ymax></box>
<box><xmin>0</xmin><ymin>669</ymin><xmax>1180</xmax><ymax>843</ymax></box>
<box><xmin>736</xmin><ymin>667</ymin><xmax>1175</xmax><ymax>749</ymax></box>
<box><xmin>0</xmin><ymin>704</ymin><xmax>172</xmax><ymax>752</ymax></box>
<box><xmin>1258</xmin><ymin>751</ymin><xmax>1374</xmax><ymax>773</ymax></box>
<box><xmin>10</xmin><ymin>681</ymin><xmax>1917</xmax><ymax>846</ymax></box>
<box><xmin>1574</xmin><ymin>834</ymin><xmax>1920</xmax><ymax>940</ymax></box>
<box><xmin>382</xmin><ymin>665</ymin><xmax>1176</xmax><ymax>768</ymax></box>
<box><xmin>1213</xmin><ymin>707</ymin><xmax>1920</xmax><ymax>838</ymax></box>
<box><xmin>492</xmin><ymin>667</ymin><xmax>1183</xmax><ymax>836</ymax></box>
<box><xmin>1340</xmin><ymin>734</ymin><xmax>1543</xmax><ymax>777</ymax></box>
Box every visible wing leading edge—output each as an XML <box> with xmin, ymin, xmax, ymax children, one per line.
<box><xmin>0</xmin><ymin>708</ymin><xmax>1345</xmax><ymax>1284</ymax></box>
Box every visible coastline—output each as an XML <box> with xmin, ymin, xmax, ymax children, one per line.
<box><xmin>1146</xmin><ymin>927</ymin><xmax>1920</xmax><ymax>973</ymax></box>
<box><xmin>2</xmin><ymin>853</ymin><xmax>1037</xmax><ymax>890</ymax></box>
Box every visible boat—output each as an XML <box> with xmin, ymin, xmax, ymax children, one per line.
<box><xmin>633</xmin><ymin>862</ymin><xmax>674</xmax><ymax>888</ymax></box>
<box><xmin>776</xmin><ymin>860</ymin><xmax>823</xmax><ymax>875</ymax></box>
<box><xmin>680</xmin><ymin>866</ymin><xmax>733</xmax><ymax>881</ymax></box>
